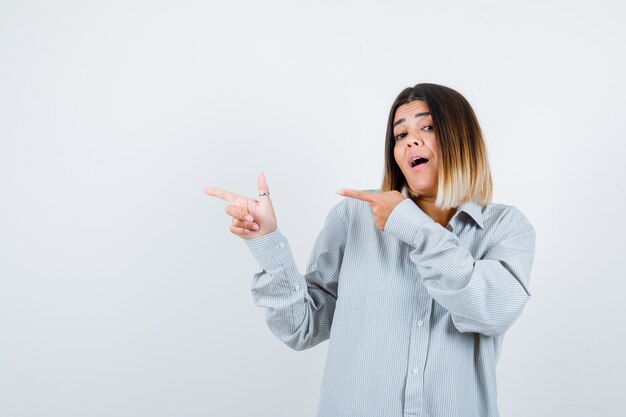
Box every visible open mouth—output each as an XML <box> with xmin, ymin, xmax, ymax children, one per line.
<box><xmin>411</xmin><ymin>157</ymin><xmax>430</xmax><ymax>168</ymax></box>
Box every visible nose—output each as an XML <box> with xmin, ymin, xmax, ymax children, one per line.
<box><xmin>404</xmin><ymin>131</ymin><xmax>422</xmax><ymax>147</ymax></box>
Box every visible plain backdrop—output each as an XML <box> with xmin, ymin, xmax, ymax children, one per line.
<box><xmin>1</xmin><ymin>1</ymin><xmax>625</xmax><ymax>416</ymax></box>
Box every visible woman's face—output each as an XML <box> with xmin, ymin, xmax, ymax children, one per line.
<box><xmin>392</xmin><ymin>100</ymin><xmax>438</xmax><ymax>199</ymax></box>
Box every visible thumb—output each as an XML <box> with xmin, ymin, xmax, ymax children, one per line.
<box><xmin>257</xmin><ymin>172</ymin><xmax>270</xmax><ymax>199</ymax></box>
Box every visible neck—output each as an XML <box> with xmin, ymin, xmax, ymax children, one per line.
<box><xmin>410</xmin><ymin>195</ymin><xmax>457</xmax><ymax>228</ymax></box>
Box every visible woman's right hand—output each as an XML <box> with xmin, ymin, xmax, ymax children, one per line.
<box><xmin>203</xmin><ymin>172</ymin><xmax>277</xmax><ymax>239</ymax></box>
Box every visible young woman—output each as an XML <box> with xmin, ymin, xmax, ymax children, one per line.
<box><xmin>204</xmin><ymin>83</ymin><xmax>536</xmax><ymax>417</ymax></box>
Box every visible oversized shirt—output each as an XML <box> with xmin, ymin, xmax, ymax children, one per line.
<box><xmin>244</xmin><ymin>189</ymin><xmax>536</xmax><ymax>417</ymax></box>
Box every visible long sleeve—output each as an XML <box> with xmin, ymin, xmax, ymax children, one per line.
<box><xmin>244</xmin><ymin>201</ymin><xmax>348</xmax><ymax>350</ymax></box>
<box><xmin>384</xmin><ymin>198</ymin><xmax>536</xmax><ymax>337</ymax></box>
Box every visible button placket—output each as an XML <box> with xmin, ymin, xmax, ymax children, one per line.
<box><xmin>403</xmin><ymin>280</ymin><xmax>431</xmax><ymax>414</ymax></box>
<box><xmin>404</xmin><ymin>297</ymin><xmax>433</xmax><ymax>415</ymax></box>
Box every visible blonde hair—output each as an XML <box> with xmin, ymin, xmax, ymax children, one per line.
<box><xmin>381</xmin><ymin>83</ymin><xmax>493</xmax><ymax>209</ymax></box>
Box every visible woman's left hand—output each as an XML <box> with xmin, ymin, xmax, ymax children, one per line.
<box><xmin>337</xmin><ymin>189</ymin><xmax>407</xmax><ymax>230</ymax></box>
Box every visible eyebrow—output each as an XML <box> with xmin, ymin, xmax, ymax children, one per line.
<box><xmin>393</xmin><ymin>111</ymin><xmax>431</xmax><ymax>127</ymax></box>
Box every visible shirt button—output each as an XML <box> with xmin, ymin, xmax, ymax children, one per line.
<box><xmin>278</xmin><ymin>242</ymin><xmax>285</xmax><ymax>249</ymax></box>
<box><xmin>294</xmin><ymin>284</ymin><xmax>301</xmax><ymax>291</ymax></box>
<box><xmin>417</xmin><ymin>320</ymin><xmax>424</xmax><ymax>327</ymax></box>
<box><xmin>412</xmin><ymin>368</ymin><xmax>419</xmax><ymax>374</ymax></box>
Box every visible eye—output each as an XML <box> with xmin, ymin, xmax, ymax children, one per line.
<box><xmin>394</xmin><ymin>133</ymin><xmax>407</xmax><ymax>141</ymax></box>
<box><xmin>422</xmin><ymin>125</ymin><xmax>433</xmax><ymax>131</ymax></box>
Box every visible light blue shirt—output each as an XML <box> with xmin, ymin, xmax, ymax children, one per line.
<box><xmin>245</xmin><ymin>189</ymin><xmax>536</xmax><ymax>417</ymax></box>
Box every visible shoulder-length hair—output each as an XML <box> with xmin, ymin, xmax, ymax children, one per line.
<box><xmin>380</xmin><ymin>83</ymin><xmax>493</xmax><ymax>209</ymax></box>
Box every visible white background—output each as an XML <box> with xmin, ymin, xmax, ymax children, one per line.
<box><xmin>1</xmin><ymin>1</ymin><xmax>625</xmax><ymax>416</ymax></box>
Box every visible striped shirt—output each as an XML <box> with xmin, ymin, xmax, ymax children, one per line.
<box><xmin>244</xmin><ymin>189</ymin><xmax>536</xmax><ymax>417</ymax></box>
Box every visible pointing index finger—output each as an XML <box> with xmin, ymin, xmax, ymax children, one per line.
<box><xmin>337</xmin><ymin>188</ymin><xmax>374</xmax><ymax>203</ymax></box>
<box><xmin>203</xmin><ymin>186</ymin><xmax>238</xmax><ymax>203</ymax></box>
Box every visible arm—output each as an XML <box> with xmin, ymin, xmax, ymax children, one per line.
<box><xmin>244</xmin><ymin>201</ymin><xmax>348</xmax><ymax>350</ymax></box>
<box><xmin>384</xmin><ymin>199</ymin><xmax>536</xmax><ymax>337</ymax></box>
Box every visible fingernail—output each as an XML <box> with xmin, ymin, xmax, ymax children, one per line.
<box><xmin>336</xmin><ymin>189</ymin><xmax>344</xmax><ymax>195</ymax></box>
<box><xmin>252</xmin><ymin>224</ymin><xmax>260</xmax><ymax>231</ymax></box>
<box><xmin>245</xmin><ymin>215</ymin><xmax>253</xmax><ymax>221</ymax></box>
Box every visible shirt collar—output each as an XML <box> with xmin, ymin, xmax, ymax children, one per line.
<box><xmin>451</xmin><ymin>199</ymin><xmax>485</xmax><ymax>230</ymax></box>
<box><xmin>399</xmin><ymin>186</ymin><xmax>485</xmax><ymax>230</ymax></box>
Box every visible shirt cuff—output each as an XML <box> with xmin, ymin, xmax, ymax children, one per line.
<box><xmin>384</xmin><ymin>198</ymin><xmax>433</xmax><ymax>245</ymax></box>
<box><xmin>244</xmin><ymin>227</ymin><xmax>294</xmax><ymax>270</ymax></box>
